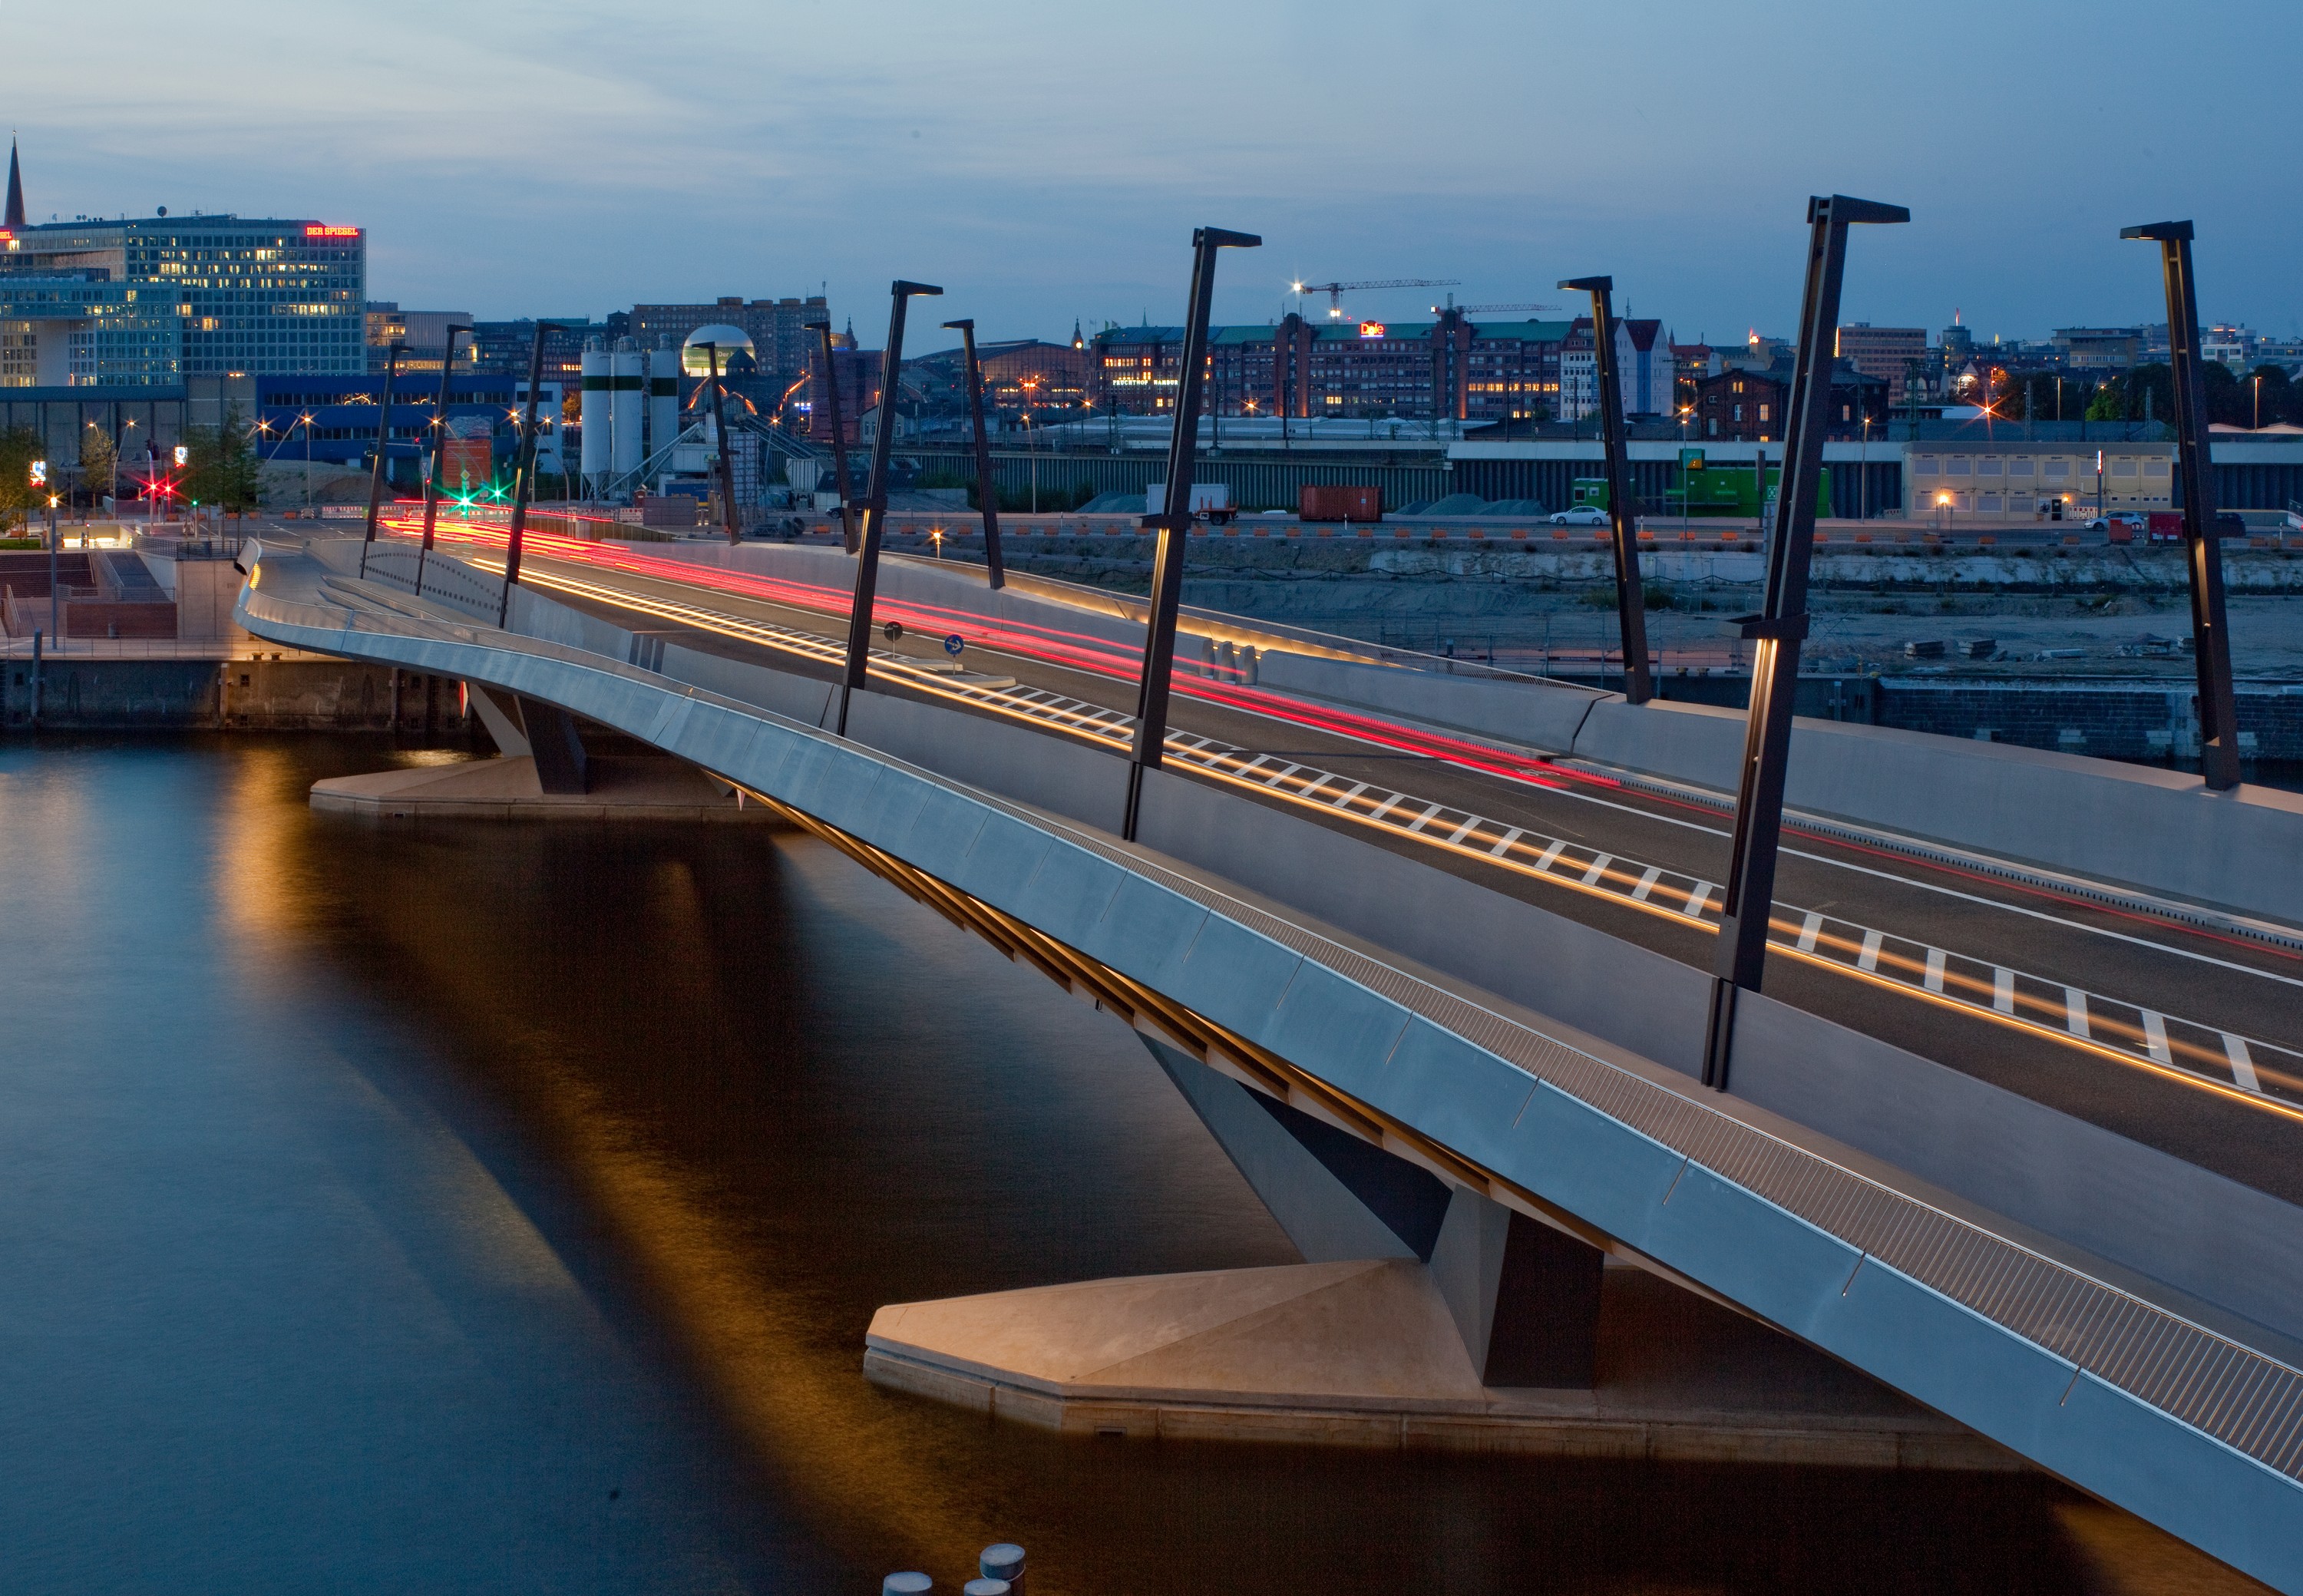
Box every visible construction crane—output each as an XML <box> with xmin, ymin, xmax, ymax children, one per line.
<box><xmin>1434</xmin><ymin>300</ymin><xmax>1561</xmax><ymax>316</ymax></box>
<box><xmin>1291</xmin><ymin>277</ymin><xmax>1459</xmax><ymax>319</ymax></box>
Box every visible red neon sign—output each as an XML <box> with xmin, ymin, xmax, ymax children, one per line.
<box><xmin>304</xmin><ymin>224</ymin><xmax>361</xmax><ymax>238</ymax></box>
<box><xmin>1359</xmin><ymin>320</ymin><xmax>1386</xmax><ymax>339</ymax></box>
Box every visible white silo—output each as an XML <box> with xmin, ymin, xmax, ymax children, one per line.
<box><xmin>648</xmin><ymin>339</ymin><xmax>681</xmax><ymax>457</ymax></box>
<box><xmin>610</xmin><ymin>337</ymin><xmax>645</xmax><ymax>479</ymax></box>
<box><xmin>579</xmin><ymin>337</ymin><xmax>610</xmax><ymax>489</ymax></box>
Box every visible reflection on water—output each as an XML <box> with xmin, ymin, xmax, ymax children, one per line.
<box><xmin>0</xmin><ymin>734</ymin><xmax>2255</xmax><ymax>1594</ymax></box>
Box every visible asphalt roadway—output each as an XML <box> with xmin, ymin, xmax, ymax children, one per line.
<box><xmin>351</xmin><ymin>529</ymin><xmax>2303</xmax><ymax>1211</ymax></box>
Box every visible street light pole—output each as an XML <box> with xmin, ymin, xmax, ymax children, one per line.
<box><xmin>417</xmin><ymin>322</ymin><xmax>471</xmax><ymax>598</ymax></box>
<box><xmin>1701</xmin><ymin>194</ymin><xmax>1908</xmax><ymax>1093</ymax></box>
<box><xmin>943</xmin><ymin>318</ymin><xmax>1006</xmax><ymax>590</ymax></box>
<box><xmin>2123</xmin><ymin>220</ymin><xmax>2242</xmax><ymax>791</ymax></box>
<box><xmin>360</xmin><ymin>339</ymin><xmax>404</xmax><ymax>578</ymax></box>
<box><xmin>498</xmin><ymin>322</ymin><xmax>560</xmax><ymax>629</ymax></box>
<box><xmin>806</xmin><ymin>320</ymin><xmax>858</xmax><ymax>553</ymax></box>
<box><xmin>701</xmin><ymin>341</ymin><xmax>741</xmax><ymax>544</ymax></box>
<box><xmin>1561</xmin><ymin>275</ymin><xmax>1650</xmax><ymax>704</ymax></box>
<box><xmin>836</xmin><ymin>279</ymin><xmax>943</xmax><ymax>735</ymax></box>
<box><xmin>1123</xmin><ymin>225</ymin><xmax>1261</xmax><ymax>842</ymax></box>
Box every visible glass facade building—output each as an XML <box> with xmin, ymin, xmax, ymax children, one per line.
<box><xmin>0</xmin><ymin>213</ymin><xmax>365</xmax><ymax>381</ymax></box>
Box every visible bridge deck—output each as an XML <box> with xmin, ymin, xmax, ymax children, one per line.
<box><xmin>234</xmin><ymin>528</ymin><xmax>2303</xmax><ymax>1592</ymax></box>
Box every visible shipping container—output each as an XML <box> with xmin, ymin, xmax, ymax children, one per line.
<box><xmin>1298</xmin><ymin>484</ymin><xmax>1383</xmax><ymax>522</ymax></box>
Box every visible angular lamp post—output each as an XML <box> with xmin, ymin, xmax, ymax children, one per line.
<box><xmin>1702</xmin><ymin>196</ymin><xmax>1907</xmax><ymax>1093</ymax></box>
<box><xmin>498</xmin><ymin>322</ymin><xmax>560</xmax><ymax>628</ymax></box>
<box><xmin>416</xmin><ymin>322</ymin><xmax>471</xmax><ymax>599</ymax></box>
<box><xmin>359</xmin><ymin>339</ymin><xmax>404</xmax><ymax>577</ymax></box>
<box><xmin>806</xmin><ymin>319</ymin><xmax>860</xmax><ymax>553</ymax></box>
<box><xmin>1123</xmin><ymin>226</ymin><xmax>1261</xmax><ymax>842</ymax></box>
<box><xmin>942</xmin><ymin>318</ymin><xmax>1006</xmax><ymax>590</ymax></box>
<box><xmin>699</xmin><ymin>340</ymin><xmax>742</xmax><ymax>545</ymax></box>
<box><xmin>1559</xmin><ymin>275</ymin><xmax>1652</xmax><ymax>703</ymax></box>
<box><xmin>837</xmin><ymin>280</ymin><xmax>943</xmax><ymax>735</ymax></box>
<box><xmin>2123</xmin><ymin>221</ymin><xmax>2243</xmax><ymax>792</ymax></box>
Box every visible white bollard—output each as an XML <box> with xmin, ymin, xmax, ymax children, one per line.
<box><xmin>979</xmin><ymin>1543</ymin><xmax>1026</xmax><ymax>1591</ymax></box>
<box><xmin>883</xmin><ymin>1575</ymin><xmax>932</xmax><ymax>1594</ymax></box>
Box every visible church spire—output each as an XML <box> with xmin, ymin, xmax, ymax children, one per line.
<box><xmin>4</xmin><ymin>138</ymin><xmax>25</xmax><ymax>230</ymax></box>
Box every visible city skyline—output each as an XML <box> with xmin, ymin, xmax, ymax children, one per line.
<box><xmin>12</xmin><ymin>0</ymin><xmax>2301</xmax><ymax>355</ymax></box>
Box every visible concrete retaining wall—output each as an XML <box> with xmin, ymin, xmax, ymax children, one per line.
<box><xmin>0</xmin><ymin>656</ymin><xmax>465</xmax><ymax>732</ymax></box>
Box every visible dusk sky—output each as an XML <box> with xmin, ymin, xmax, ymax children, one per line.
<box><xmin>14</xmin><ymin>0</ymin><xmax>2299</xmax><ymax>353</ymax></box>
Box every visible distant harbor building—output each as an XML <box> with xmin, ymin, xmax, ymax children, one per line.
<box><xmin>364</xmin><ymin>303</ymin><xmax>475</xmax><ymax>373</ymax></box>
<box><xmin>1833</xmin><ymin>320</ymin><xmax>1925</xmax><ymax>389</ymax></box>
<box><xmin>630</xmin><ymin>296</ymin><xmax>828</xmax><ymax>382</ymax></box>
<box><xmin>1089</xmin><ymin>312</ymin><xmax>1686</xmax><ymax>425</ymax></box>
<box><xmin>469</xmin><ymin>319</ymin><xmax>606</xmax><ymax>390</ymax></box>
<box><xmin>1907</xmin><ymin>440</ymin><xmax>2172</xmax><ymax>516</ymax></box>
<box><xmin>2052</xmin><ymin>327</ymin><xmax>2143</xmax><ymax>371</ymax></box>
<box><xmin>1690</xmin><ymin>361</ymin><xmax>1888</xmax><ymax>443</ymax></box>
<box><xmin>0</xmin><ymin>148</ymin><xmax>364</xmax><ymax>382</ymax></box>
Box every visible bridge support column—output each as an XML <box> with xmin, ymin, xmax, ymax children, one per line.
<box><xmin>516</xmin><ymin>696</ymin><xmax>588</xmax><ymax>795</ymax></box>
<box><xmin>1145</xmin><ymin>1039</ymin><xmax>1599</xmax><ymax>1387</ymax></box>
<box><xmin>1429</xmin><ymin>1184</ymin><xmax>1603</xmax><ymax>1389</ymax></box>
<box><xmin>464</xmin><ymin>682</ymin><xmax>530</xmax><ymax>756</ymax></box>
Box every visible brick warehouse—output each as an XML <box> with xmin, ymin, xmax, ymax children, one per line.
<box><xmin>1089</xmin><ymin>310</ymin><xmax>1670</xmax><ymax>425</ymax></box>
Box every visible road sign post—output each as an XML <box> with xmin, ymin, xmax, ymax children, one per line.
<box><xmin>1701</xmin><ymin>195</ymin><xmax>1908</xmax><ymax>1093</ymax></box>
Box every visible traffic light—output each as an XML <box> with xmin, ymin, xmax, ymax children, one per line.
<box><xmin>28</xmin><ymin>459</ymin><xmax>45</xmax><ymax>487</ymax></box>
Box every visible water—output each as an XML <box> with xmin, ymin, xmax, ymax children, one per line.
<box><xmin>0</xmin><ymin>735</ymin><xmax>2238</xmax><ymax>1593</ymax></box>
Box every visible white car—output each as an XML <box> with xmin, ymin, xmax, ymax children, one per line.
<box><xmin>1549</xmin><ymin>505</ymin><xmax>1611</xmax><ymax>526</ymax></box>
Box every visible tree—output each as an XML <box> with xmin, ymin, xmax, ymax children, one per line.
<box><xmin>2085</xmin><ymin>384</ymin><xmax>2125</xmax><ymax>422</ymax></box>
<box><xmin>181</xmin><ymin>405</ymin><xmax>264</xmax><ymax>516</ymax></box>
<box><xmin>78</xmin><ymin>425</ymin><xmax>117</xmax><ymax>508</ymax></box>
<box><xmin>0</xmin><ymin>422</ymin><xmax>41</xmax><ymax>532</ymax></box>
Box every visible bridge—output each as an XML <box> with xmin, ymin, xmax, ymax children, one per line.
<box><xmin>235</xmin><ymin>208</ymin><xmax>2303</xmax><ymax>1589</ymax></box>
<box><xmin>235</xmin><ymin>511</ymin><xmax>2303</xmax><ymax>1589</ymax></box>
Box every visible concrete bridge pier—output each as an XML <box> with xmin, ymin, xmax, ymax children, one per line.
<box><xmin>866</xmin><ymin>1039</ymin><xmax>1998</xmax><ymax>1466</ymax></box>
<box><xmin>309</xmin><ymin>681</ymin><xmax>771</xmax><ymax>824</ymax></box>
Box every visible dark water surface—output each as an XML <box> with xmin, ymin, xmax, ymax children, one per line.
<box><xmin>0</xmin><ymin>735</ymin><xmax>2247</xmax><ymax>1594</ymax></box>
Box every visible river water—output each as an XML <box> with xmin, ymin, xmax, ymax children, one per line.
<box><xmin>0</xmin><ymin>735</ymin><xmax>2241</xmax><ymax>1594</ymax></box>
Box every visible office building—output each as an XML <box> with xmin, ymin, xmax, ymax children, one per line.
<box><xmin>2052</xmin><ymin>327</ymin><xmax>2143</xmax><ymax>371</ymax></box>
<box><xmin>468</xmin><ymin>319</ymin><xmax>605</xmax><ymax>390</ymax></box>
<box><xmin>0</xmin><ymin>164</ymin><xmax>364</xmax><ymax>379</ymax></box>
<box><xmin>1907</xmin><ymin>440</ymin><xmax>2172</xmax><ymax>516</ymax></box>
<box><xmin>1092</xmin><ymin>313</ymin><xmax>1580</xmax><ymax>425</ymax></box>
<box><xmin>365</xmin><ymin>303</ymin><xmax>475</xmax><ymax>373</ymax></box>
<box><xmin>1835</xmin><ymin>324</ymin><xmax>1930</xmax><ymax>398</ymax></box>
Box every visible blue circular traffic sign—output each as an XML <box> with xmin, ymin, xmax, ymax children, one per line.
<box><xmin>943</xmin><ymin>633</ymin><xmax>965</xmax><ymax>657</ymax></box>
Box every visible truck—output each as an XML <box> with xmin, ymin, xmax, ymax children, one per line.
<box><xmin>1142</xmin><ymin>481</ymin><xmax>1233</xmax><ymax>523</ymax></box>
<box><xmin>2146</xmin><ymin>511</ymin><xmax>2247</xmax><ymax>541</ymax></box>
<box><xmin>1298</xmin><ymin>484</ymin><xmax>1383</xmax><ymax>523</ymax></box>
<box><xmin>1578</xmin><ymin>457</ymin><xmax>1832</xmax><ymax>518</ymax></box>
